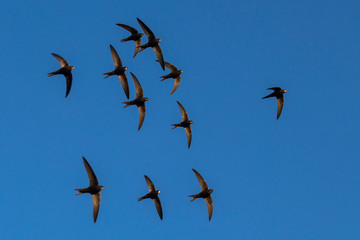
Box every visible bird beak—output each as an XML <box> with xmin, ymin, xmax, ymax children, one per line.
<box><xmin>284</xmin><ymin>90</ymin><xmax>287</xmax><ymax>93</ymax></box>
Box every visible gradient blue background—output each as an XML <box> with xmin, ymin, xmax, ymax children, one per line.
<box><xmin>0</xmin><ymin>0</ymin><xmax>359</xmax><ymax>239</ymax></box>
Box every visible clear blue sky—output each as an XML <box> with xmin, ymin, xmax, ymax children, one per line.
<box><xmin>0</xmin><ymin>0</ymin><xmax>359</xmax><ymax>239</ymax></box>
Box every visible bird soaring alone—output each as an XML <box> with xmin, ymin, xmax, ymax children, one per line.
<box><xmin>138</xmin><ymin>175</ymin><xmax>163</xmax><ymax>220</ymax></box>
<box><xmin>74</xmin><ymin>157</ymin><xmax>104</xmax><ymax>223</ymax></box>
<box><xmin>262</xmin><ymin>87</ymin><xmax>287</xmax><ymax>119</ymax></box>
<box><xmin>48</xmin><ymin>53</ymin><xmax>75</xmax><ymax>98</ymax></box>
<box><xmin>189</xmin><ymin>169</ymin><xmax>214</xmax><ymax>221</ymax></box>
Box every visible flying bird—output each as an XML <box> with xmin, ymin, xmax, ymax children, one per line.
<box><xmin>262</xmin><ymin>87</ymin><xmax>287</xmax><ymax>119</ymax></box>
<box><xmin>189</xmin><ymin>169</ymin><xmax>213</xmax><ymax>221</ymax></box>
<box><xmin>74</xmin><ymin>156</ymin><xmax>104</xmax><ymax>223</ymax></box>
<box><xmin>138</xmin><ymin>175</ymin><xmax>163</xmax><ymax>220</ymax></box>
<box><xmin>48</xmin><ymin>53</ymin><xmax>75</xmax><ymax>98</ymax></box>
<box><xmin>104</xmin><ymin>45</ymin><xmax>130</xmax><ymax>99</ymax></box>
<box><xmin>136</xmin><ymin>18</ymin><xmax>165</xmax><ymax>70</ymax></box>
<box><xmin>116</xmin><ymin>23</ymin><xmax>144</xmax><ymax>58</ymax></box>
<box><xmin>171</xmin><ymin>101</ymin><xmax>193</xmax><ymax>148</ymax></box>
<box><xmin>156</xmin><ymin>60</ymin><xmax>183</xmax><ymax>95</ymax></box>
<box><xmin>123</xmin><ymin>73</ymin><xmax>149</xmax><ymax>130</ymax></box>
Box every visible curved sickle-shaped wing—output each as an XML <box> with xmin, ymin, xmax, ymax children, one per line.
<box><xmin>153</xmin><ymin>196</ymin><xmax>163</xmax><ymax>220</ymax></box>
<box><xmin>116</xmin><ymin>23</ymin><xmax>139</xmax><ymax>34</ymax></box>
<box><xmin>205</xmin><ymin>195</ymin><xmax>213</xmax><ymax>221</ymax></box>
<box><xmin>192</xmin><ymin>169</ymin><xmax>209</xmax><ymax>191</ymax></box>
<box><xmin>65</xmin><ymin>72</ymin><xmax>72</xmax><ymax>98</ymax></box>
<box><xmin>277</xmin><ymin>95</ymin><xmax>284</xmax><ymax>119</ymax></box>
<box><xmin>137</xmin><ymin>18</ymin><xmax>155</xmax><ymax>40</ymax></box>
<box><xmin>51</xmin><ymin>53</ymin><xmax>69</xmax><ymax>67</ymax></box>
<box><xmin>110</xmin><ymin>45</ymin><xmax>122</xmax><ymax>68</ymax></box>
<box><xmin>144</xmin><ymin>175</ymin><xmax>156</xmax><ymax>192</ymax></box>
<box><xmin>176</xmin><ymin>101</ymin><xmax>189</xmax><ymax>121</ymax></box>
<box><xmin>130</xmin><ymin>73</ymin><xmax>144</xmax><ymax>99</ymax></box>
<box><xmin>82</xmin><ymin>156</ymin><xmax>99</xmax><ymax>187</ymax></box>
<box><xmin>92</xmin><ymin>192</ymin><xmax>101</xmax><ymax>223</ymax></box>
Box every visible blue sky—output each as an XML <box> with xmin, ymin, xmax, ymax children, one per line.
<box><xmin>0</xmin><ymin>0</ymin><xmax>359</xmax><ymax>239</ymax></box>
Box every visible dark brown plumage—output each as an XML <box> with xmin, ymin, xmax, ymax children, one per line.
<box><xmin>156</xmin><ymin>60</ymin><xmax>183</xmax><ymax>95</ymax></box>
<box><xmin>116</xmin><ymin>23</ymin><xmax>144</xmax><ymax>58</ymax></box>
<box><xmin>189</xmin><ymin>169</ymin><xmax>213</xmax><ymax>221</ymax></box>
<box><xmin>74</xmin><ymin>157</ymin><xmax>104</xmax><ymax>223</ymax></box>
<box><xmin>138</xmin><ymin>175</ymin><xmax>163</xmax><ymax>220</ymax></box>
<box><xmin>262</xmin><ymin>87</ymin><xmax>287</xmax><ymax>119</ymax></box>
<box><xmin>48</xmin><ymin>53</ymin><xmax>75</xmax><ymax>98</ymax></box>
<box><xmin>103</xmin><ymin>44</ymin><xmax>130</xmax><ymax>99</ymax></box>
<box><xmin>136</xmin><ymin>18</ymin><xmax>165</xmax><ymax>70</ymax></box>
<box><xmin>171</xmin><ymin>101</ymin><xmax>193</xmax><ymax>148</ymax></box>
<box><xmin>123</xmin><ymin>73</ymin><xmax>149</xmax><ymax>130</ymax></box>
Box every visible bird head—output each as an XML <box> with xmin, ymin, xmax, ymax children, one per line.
<box><xmin>283</xmin><ymin>89</ymin><xmax>287</xmax><ymax>93</ymax></box>
<box><xmin>157</xmin><ymin>38</ymin><xmax>162</xmax><ymax>43</ymax></box>
<box><xmin>209</xmin><ymin>189</ymin><xmax>213</xmax><ymax>194</ymax></box>
<box><xmin>189</xmin><ymin>120</ymin><xmax>194</xmax><ymax>124</ymax></box>
<box><xmin>180</xmin><ymin>70</ymin><xmax>183</xmax><ymax>73</ymax></box>
<box><xmin>100</xmin><ymin>185</ymin><xmax>105</xmax><ymax>190</ymax></box>
<box><xmin>71</xmin><ymin>66</ymin><xmax>75</xmax><ymax>70</ymax></box>
<box><xmin>124</xmin><ymin>67</ymin><xmax>128</xmax><ymax>70</ymax></box>
<box><xmin>140</xmin><ymin>33</ymin><xmax>144</xmax><ymax>37</ymax></box>
<box><xmin>143</xmin><ymin>97</ymin><xmax>149</xmax><ymax>102</ymax></box>
<box><xmin>157</xmin><ymin>190</ymin><xmax>161</xmax><ymax>194</ymax></box>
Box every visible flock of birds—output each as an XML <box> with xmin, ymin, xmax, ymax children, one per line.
<box><xmin>48</xmin><ymin>18</ymin><xmax>287</xmax><ymax>223</ymax></box>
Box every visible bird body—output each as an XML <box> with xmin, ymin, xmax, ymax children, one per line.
<box><xmin>122</xmin><ymin>73</ymin><xmax>148</xmax><ymax>130</ymax></box>
<box><xmin>104</xmin><ymin>45</ymin><xmax>130</xmax><ymax>99</ymax></box>
<box><xmin>172</xmin><ymin>101</ymin><xmax>193</xmax><ymax>148</ymax></box>
<box><xmin>75</xmin><ymin>157</ymin><xmax>104</xmax><ymax>223</ymax></box>
<box><xmin>138</xmin><ymin>175</ymin><xmax>163</xmax><ymax>220</ymax></box>
<box><xmin>48</xmin><ymin>53</ymin><xmax>74</xmax><ymax>98</ymax></box>
<box><xmin>262</xmin><ymin>87</ymin><xmax>287</xmax><ymax>119</ymax></box>
<box><xmin>117</xmin><ymin>23</ymin><xmax>144</xmax><ymax>57</ymax></box>
<box><xmin>136</xmin><ymin>18</ymin><xmax>165</xmax><ymax>70</ymax></box>
<box><xmin>189</xmin><ymin>169</ymin><xmax>213</xmax><ymax>221</ymax></box>
<box><xmin>157</xmin><ymin>61</ymin><xmax>183</xmax><ymax>95</ymax></box>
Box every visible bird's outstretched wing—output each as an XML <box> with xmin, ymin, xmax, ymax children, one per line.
<box><xmin>65</xmin><ymin>73</ymin><xmax>72</xmax><ymax>98</ymax></box>
<box><xmin>110</xmin><ymin>45</ymin><xmax>122</xmax><ymax>68</ymax></box>
<box><xmin>205</xmin><ymin>195</ymin><xmax>213</xmax><ymax>221</ymax></box>
<box><xmin>153</xmin><ymin>197</ymin><xmax>163</xmax><ymax>220</ymax></box>
<box><xmin>192</xmin><ymin>169</ymin><xmax>208</xmax><ymax>191</ymax></box>
<box><xmin>137</xmin><ymin>18</ymin><xmax>155</xmax><ymax>41</ymax></box>
<box><xmin>185</xmin><ymin>126</ymin><xmax>192</xmax><ymax>148</ymax></box>
<box><xmin>116</xmin><ymin>23</ymin><xmax>139</xmax><ymax>34</ymax></box>
<box><xmin>277</xmin><ymin>95</ymin><xmax>284</xmax><ymax>119</ymax></box>
<box><xmin>92</xmin><ymin>192</ymin><xmax>101</xmax><ymax>223</ymax></box>
<box><xmin>176</xmin><ymin>101</ymin><xmax>189</xmax><ymax>121</ymax></box>
<box><xmin>144</xmin><ymin>175</ymin><xmax>156</xmax><ymax>192</ymax></box>
<box><xmin>51</xmin><ymin>53</ymin><xmax>69</xmax><ymax>67</ymax></box>
<box><xmin>153</xmin><ymin>46</ymin><xmax>165</xmax><ymax>70</ymax></box>
<box><xmin>82</xmin><ymin>156</ymin><xmax>99</xmax><ymax>187</ymax></box>
<box><xmin>131</xmin><ymin>73</ymin><xmax>144</xmax><ymax>99</ymax></box>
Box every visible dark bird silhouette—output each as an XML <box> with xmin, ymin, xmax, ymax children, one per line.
<box><xmin>136</xmin><ymin>18</ymin><xmax>165</xmax><ymax>70</ymax></box>
<box><xmin>189</xmin><ymin>169</ymin><xmax>213</xmax><ymax>221</ymax></box>
<box><xmin>103</xmin><ymin>45</ymin><xmax>130</xmax><ymax>99</ymax></box>
<box><xmin>123</xmin><ymin>73</ymin><xmax>149</xmax><ymax>130</ymax></box>
<box><xmin>262</xmin><ymin>87</ymin><xmax>287</xmax><ymax>119</ymax></box>
<box><xmin>138</xmin><ymin>175</ymin><xmax>163</xmax><ymax>220</ymax></box>
<box><xmin>171</xmin><ymin>101</ymin><xmax>193</xmax><ymax>148</ymax></box>
<box><xmin>116</xmin><ymin>23</ymin><xmax>144</xmax><ymax>58</ymax></box>
<box><xmin>74</xmin><ymin>156</ymin><xmax>104</xmax><ymax>223</ymax></box>
<box><xmin>156</xmin><ymin>60</ymin><xmax>182</xmax><ymax>95</ymax></box>
<box><xmin>48</xmin><ymin>53</ymin><xmax>75</xmax><ymax>98</ymax></box>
